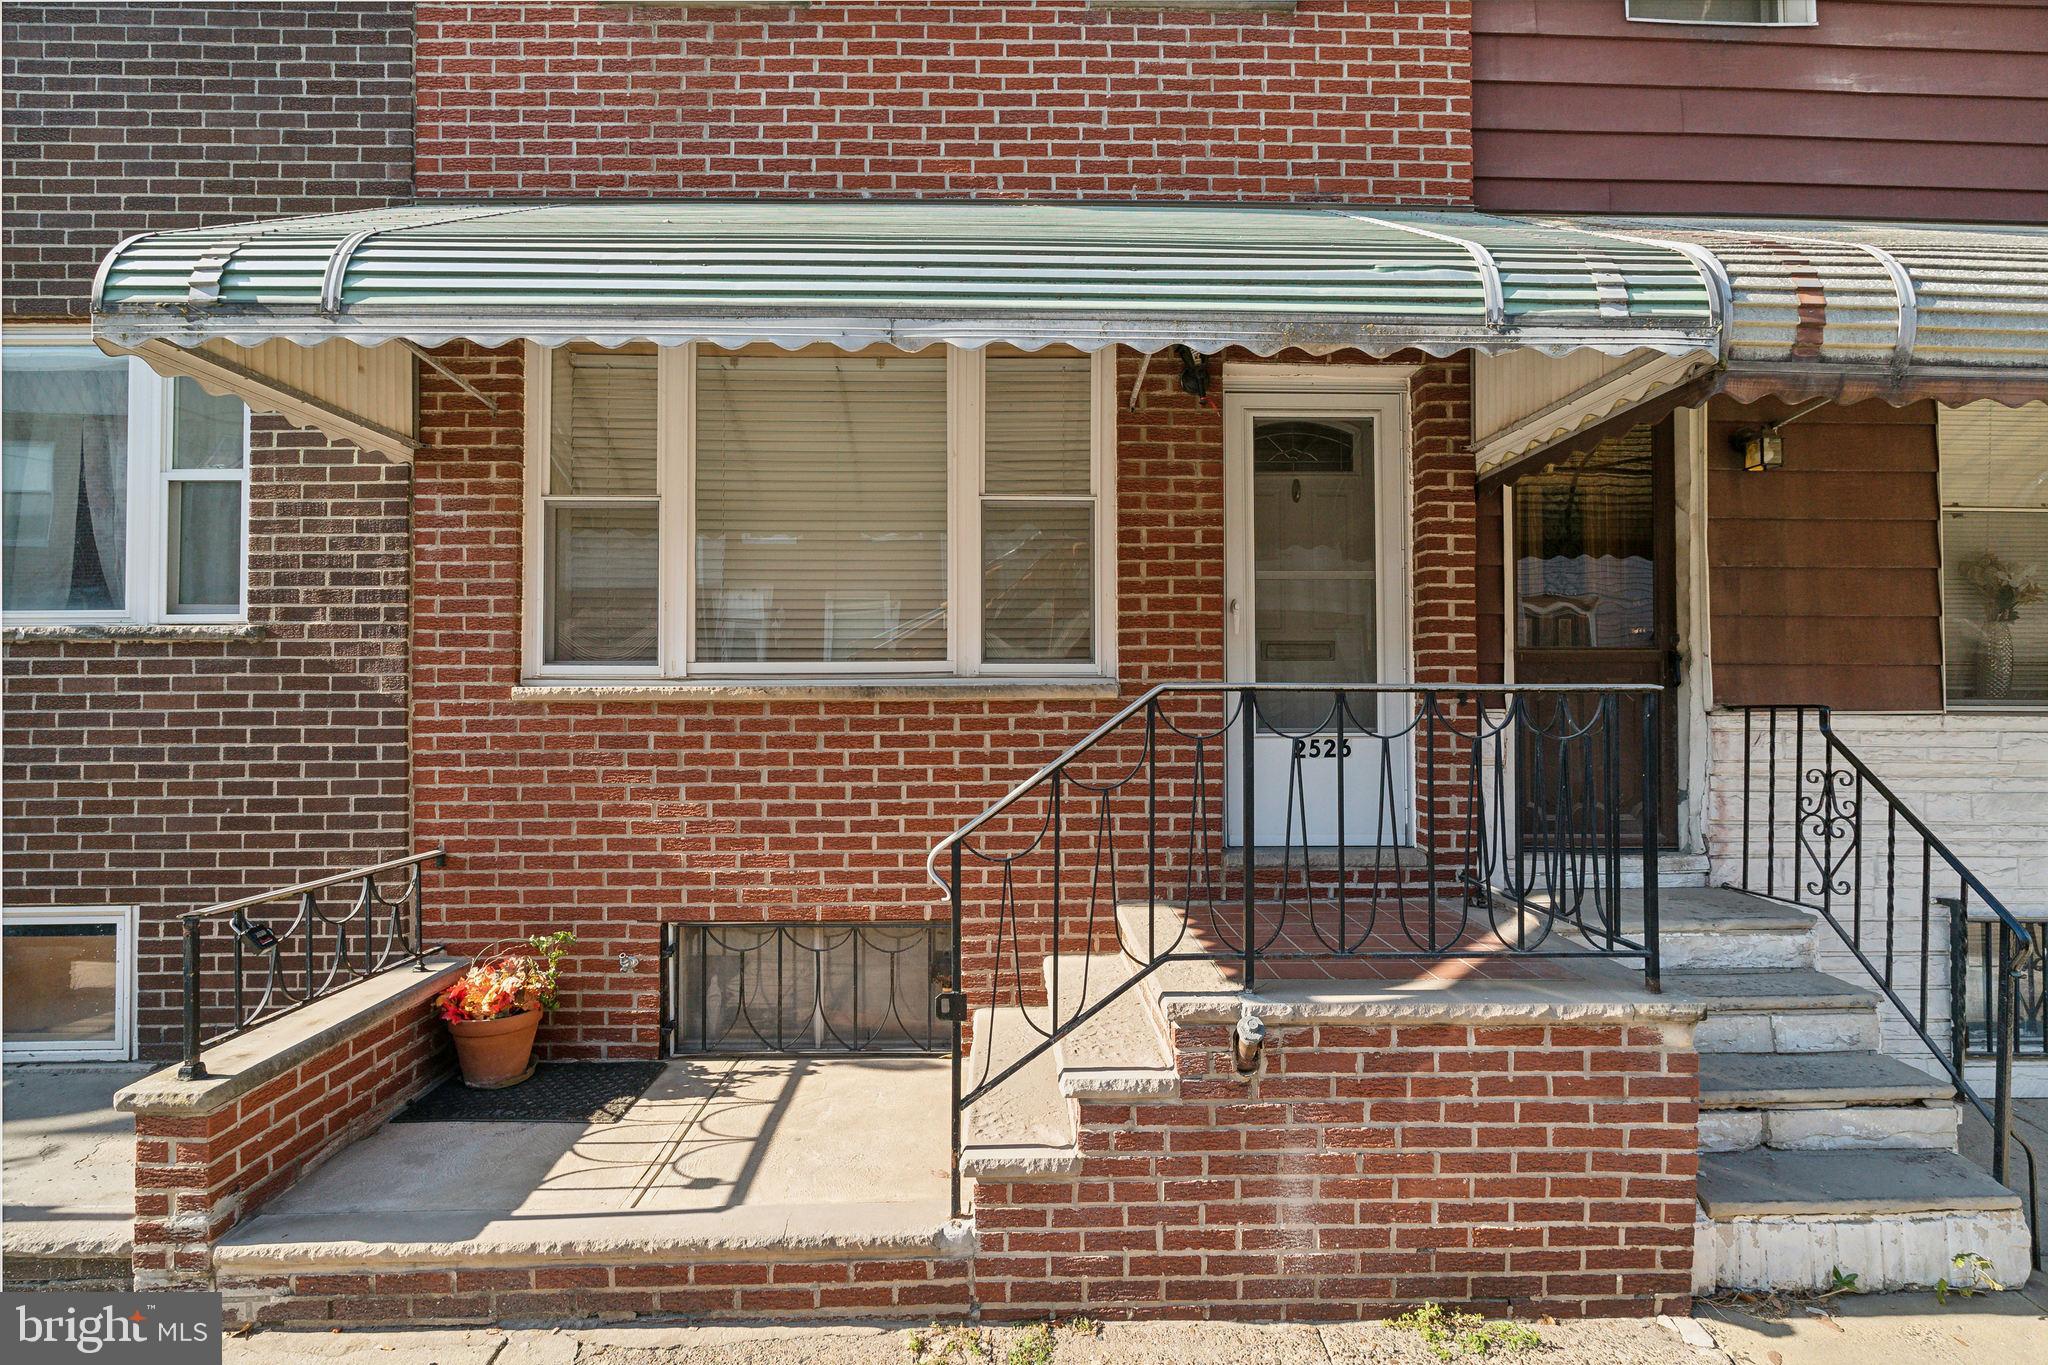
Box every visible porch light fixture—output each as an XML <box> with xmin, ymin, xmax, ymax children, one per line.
<box><xmin>1733</xmin><ymin>425</ymin><xmax>1785</xmax><ymax>472</ymax></box>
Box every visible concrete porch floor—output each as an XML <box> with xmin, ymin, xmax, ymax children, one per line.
<box><xmin>1</xmin><ymin>1061</ymin><xmax>151</xmax><ymax>1281</ymax></box>
<box><xmin>214</xmin><ymin>1055</ymin><xmax>959</xmax><ymax>1273</ymax></box>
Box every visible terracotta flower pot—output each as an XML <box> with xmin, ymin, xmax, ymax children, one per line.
<box><xmin>447</xmin><ymin>1009</ymin><xmax>540</xmax><ymax>1089</ymax></box>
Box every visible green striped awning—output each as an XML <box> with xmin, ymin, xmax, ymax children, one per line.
<box><xmin>91</xmin><ymin>201</ymin><xmax>1719</xmax><ymax>358</ymax></box>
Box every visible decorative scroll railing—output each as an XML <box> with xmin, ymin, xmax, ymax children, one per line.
<box><xmin>175</xmin><ymin>849</ymin><xmax>444</xmax><ymax>1079</ymax></box>
<box><xmin>661</xmin><ymin>923</ymin><xmax>947</xmax><ymax>1055</ymax></box>
<box><xmin>1732</xmin><ymin>705</ymin><xmax>2041</xmax><ymax>1269</ymax></box>
<box><xmin>1957</xmin><ymin>911</ymin><xmax>2048</xmax><ymax>1060</ymax></box>
<box><xmin>927</xmin><ymin>682</ymin><xmax>1664</xmax><ymax>1218</ymax></box>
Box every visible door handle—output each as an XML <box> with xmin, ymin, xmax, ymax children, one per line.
<box><xmin>1228</xmin><ymin>596</ymin><xmax>1242</xmax><ymax>633</ymax></box>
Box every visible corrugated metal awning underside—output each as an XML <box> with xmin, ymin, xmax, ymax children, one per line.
<box><xmin>91</xmin><ymin>202</ymin><xmax>1720</xmax><ymax>359</ymax></box>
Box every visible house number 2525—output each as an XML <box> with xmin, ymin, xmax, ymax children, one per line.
<box><xmin>1293</xmin><ymin>737</ymin><xmax>1354</xmax><ymax>759</ymax></box>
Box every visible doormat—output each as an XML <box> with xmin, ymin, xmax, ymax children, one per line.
<box><xmin>394</xmin><ymin>1060</ymin><xmax>668</xmax><ymax>1124</ymax></box>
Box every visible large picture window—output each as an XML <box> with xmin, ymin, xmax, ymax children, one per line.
<box><xmin>1941</xmin><ymin>402</ymin><xmax>2048</xmax><ymax>706</ymax></box>
<box><xmin>2</xmin><ymin>335</ymin><xmax>250</xmax><ymax>624</ymax></box>
<box><xmin>524</xmin><ymin>344</ymin><xmax>1114</xmax><ymax>681</ymax></box>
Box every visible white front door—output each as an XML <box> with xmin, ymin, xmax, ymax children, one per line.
<box><xmin>1223</xmin><ymin>373</ymin><xmax>1412</xmax><ymax>848</ymax></box>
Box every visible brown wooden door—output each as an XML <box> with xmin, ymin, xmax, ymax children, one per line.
<box><xmin>1510</xmin><ymin>421</ymin><xmax>1680</xmax><ymax>846</ymax></box>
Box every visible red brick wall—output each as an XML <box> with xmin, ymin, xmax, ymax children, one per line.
<box><xmin>222</xmin><ymin>1255</ymin><xmax>972</xmax><ymax>1327</ymax></box>
<box><xmin>414</xmin><ymin>1</ymin><xmax>1472</xmax><ymax>203</ymax></box>
<box><xmin>131</xmin><ymin>985</ymin><xmax>453</xmax><ymax>1289</ymax></box>
<box><xmin>410</xmin><ymin>345</ymin><xmax>1474</xmax><ymax>1058</ymax></box>
<box><xmin>973</xmin><ymin>1018</ymin><xmax>1699</xmax><ymax>1319</ymax></box>
<box><xmin>2</xmin><ymin>421</ymin><xmax>413</xmax><ymax>1059</ymax></box>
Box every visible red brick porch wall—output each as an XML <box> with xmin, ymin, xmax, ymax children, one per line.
<box><xmin>410</xmin><ymin>346</ymin><xmax>1475</xmax><ymax>1058</ymax></box>
<box><xmin>974</xmin><ymin>1019</ymin><xmax>1700</xmax><ymax>1319</ymax></box>
<box><xmin>413</xmin><ymin>1</ymin><xmax>1472</xmax><ymax>203</ymax></box>
<box><xmin>131</xmin><ymin>991</ymin><xmax>453</xmax><ymax>1290</ymax></box>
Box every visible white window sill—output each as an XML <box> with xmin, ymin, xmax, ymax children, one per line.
<box><xmin>2</xmin><ymin>622</ymin><xmax>266</xmax><ymax>644</ymax></box>
<box><xmin>510</xmin><ymin>676</ymin><xmax>1123</xmax><ymax>703</ymax></box>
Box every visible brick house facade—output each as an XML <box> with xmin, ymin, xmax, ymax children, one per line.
<box><xmin>1</xmin><ymin>2</ymin><xmax>417</xmax><ymax>1059</ymax></box>
<box><xmin>21</xmin><ymin>0</ymin><xmax>2046</xmax><ymax>1321</ymax></box>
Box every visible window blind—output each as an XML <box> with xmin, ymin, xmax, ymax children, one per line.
<box><xmin>544</xmin><ymin>347</ymin><xmax>659</xmax><ymax>664</ymax></box>
<box><xmin>982</xmin><ymin>356</ymin><xmax>1095</xmax><ymax>664</ymax></box>
<box><xmin>695</xmin><ymin>354</ymin><xmax>948</xmax><ymax>664</ymax></box>
<box><xmin>1940</xmin><ymin>402</ymin><xmax>2048</xmax><ymax>508</ymax></box>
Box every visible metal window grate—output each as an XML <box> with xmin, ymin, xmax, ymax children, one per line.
<box><xmin>666</xmin><ymin>923</ymin><xmax>947</xmax><ymax>1055</ymax></box>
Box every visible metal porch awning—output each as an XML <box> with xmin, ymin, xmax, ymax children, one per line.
<box><xmin>1470</xmin><ymin>215</ymin><xmax>2048</xmax><ymax>477</ymax></box>
<box><xmin>89</xmin><ymin>201</ymin><xmax>1720</xmax><ymax>359</ymax></box>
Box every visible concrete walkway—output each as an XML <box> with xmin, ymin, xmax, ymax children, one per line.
<box><xmin>217</xmin><ymin>1055</ymin><xmax>956</xmax><ymax>1269</ymax></box>
<box><xmin>217</xmin><ymin>1285</ymin><xmax>2048</xmax><ymax>1365</ymax></box>
<box><xmin>1</xmin><ymin>1061</ymin><xmax>150</xmax><ymax>1281</ymax></box>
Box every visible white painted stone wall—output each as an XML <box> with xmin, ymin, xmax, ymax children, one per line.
<box><xmin>1703</xmin><ymin>709</ymin><xmax>2048</xmax><ymax>1066</ymax></box>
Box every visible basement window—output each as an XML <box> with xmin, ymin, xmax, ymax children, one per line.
<box><xmin>1</xmin><ymin>908</ymin><xmax>137</xmax><ymax>1061</ymax></box>
<box><xmin>670</xmin><ymin>924</ymin><xmax>947</xmax><ymax>1054</ymax></box>
<box><xmin>1625</xmin><ymin>1</ymin><xmax>1817</xmax><ymax>24</ymax></box>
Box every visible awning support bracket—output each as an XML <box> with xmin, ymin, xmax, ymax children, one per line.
<box><xmin>403</xmin><ymin>341</ymin><xmax>500</xmax><ymax>415</ymax></box>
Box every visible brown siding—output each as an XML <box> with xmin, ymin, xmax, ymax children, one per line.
<box><xmin>1707</xmin><ymin>397</ymin><xmax>1943</xmax><ymax>712</ymax></box>
<box><xmin>1474</xmin><ymin>0</ymin><xmax>2048</xmax><ymax>222</ymax></box>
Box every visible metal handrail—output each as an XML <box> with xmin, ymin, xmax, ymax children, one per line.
<box><xmin>1734</xmin><ymin>704</ymin><xmax>2041</xmax><ymax>1270</ymax></box>
<box><xmin>176</xmin><ymin>848</ymin><xmax>446</xmax><ymax>1079</ymax></box>
<box><xmin>931</xmin><ymin>682</ymin><xmax>1665</xmax><ymax>1218</ymax></box>
<box><xmin>1815</xmin><ymin>710</ymin><xmax>2032</xmax><ymax>943</ymax></box>
<box><xmin>181</xmin><ymin>848</ymin><xmax>447</xmax><ymax>921</ymax></box>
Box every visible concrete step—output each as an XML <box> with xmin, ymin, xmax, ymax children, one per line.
<box><xmin>959</xmin><ymin>1006</ymin><xmax>1079</xmax><ymax>1179</ymax></box>
<box><xmin>1694</xmin><ymin>1147</ymin><xmax>2030</xmax><ymax>1293</ymax></box>
<box><xmin>1700</xmin><ymin>1051</ymin><xmax>1953</xmax><ymax>1110</ymax></box>
<box><xmin>1623</xmin><ymin>888</ymin><xmax>1817</xmax><ymax>971</ymax></box>
<box><xmin>1622</xmin><ymin>852</ymin><xmax>1711</xmax><ymax>889</ymax></box>
<box><xmin>1669</xmin><ymin>968</ymin><xmax>1883</xmax><ymax>1053</ymax></box>
<box><xmin>1045</xmin><ymin>954</ymin><xmax>1177</xmax><ymax>1100</ymax></box>
<box><xmin>1700</xmin><ymin>1052</ymin><xmax>1958</xmax><ymax>1148</ymax></box>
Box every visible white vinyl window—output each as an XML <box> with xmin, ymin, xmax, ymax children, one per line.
<box><xmin>1626</xmin><ymin>0</ymin><xmax>1817</xmax><ymax>24</ymax></box>
<box><xmin>523</xmin><ymin>344</ymin><xmax>1115</xmax><ymax>681</ymax></box>
<box><xmin>1</xmin><ymin>907</ymin><xmax>138</xmax><ymax>1061</ymax></box>
<box><xmin>1941</xmin><ymin>403</ymin><xmax>2048</xmax><ymax>707</ymax></box>
<box><xmin>2</xmin><ymin>332</ymin><xmax>250</xmax><ymax>625</ymax></box>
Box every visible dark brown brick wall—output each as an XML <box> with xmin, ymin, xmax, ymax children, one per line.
<box><xmin>2</xmin><ymin>421</ymin><xmax>414</xmax><ymax>1059</ymax></box>
<box><xmin>2</xmin><ymin>3</ymin><xmax>418</xmax><ymax>1060</ymax></box>
<box><xmin>1</xmin><ymin>1</ymin><xmax>415</xmax><ymax>316</ymax></box>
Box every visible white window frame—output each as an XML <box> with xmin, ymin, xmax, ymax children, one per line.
<box><xmin>0</xmin><ymin>905</ymin><xmax>139</xmax><ymax>1062</ymax></box>
<box><xmin>522</xmin><ymin>342</ymin><xmax>1118</xmax><ymax>683</ymax></box>
<box><xmin>1938</xmin><ymin>402</ymin><xmax>2048</xmax><ymax>711</ymax></box>
<box><xmin>2</xmin><ymin>325</ymin><xmax>251</xmax><ymax>626</ymax></box>
<box><xmin>1625</xmin><ymin>0</ymin><xmax>1817</xmax><ymax>25</ymax></box>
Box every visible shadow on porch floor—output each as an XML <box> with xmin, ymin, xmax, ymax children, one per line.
<box><xmin>217</xmin><ymin>1055</ymin><xmax>955</xmax><ymax>1270</ymax></box>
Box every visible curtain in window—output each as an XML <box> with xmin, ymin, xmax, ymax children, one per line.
<box><xmin>695</xmin><ymin>353</ymin><xmax>948</xmax><ymax>665</ymax></box>
<box><xmin>1</xmin><ymin>349</ymin><xmax>128</xmax><ymax>612</ymax></box>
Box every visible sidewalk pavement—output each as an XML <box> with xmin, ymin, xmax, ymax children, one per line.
<box><xmin>223</xmin><ymin>1279</ymin><xmax>2048</xmax><ymax>1365</ymax></box>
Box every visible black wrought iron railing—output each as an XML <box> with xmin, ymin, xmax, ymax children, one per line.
<box><xmin>660</xmin><ymin>922</ymin><xmax>949</xmax><ymax>1056</ymax></box>
<box><xmin>928</xmin><ymin>682</ymin><xmax>1664</xmax><ymax>1217</ymax></box>
<box><xmin>176</xmin><ymin>849</ymin><xmax>445</xmax><ymax>1079</ymax></box>
<box><xmin>1956</xmin><ymin>909</ymin><xmax>2048</xmax><ymax>1060</ymax></box>
<box><xmin>1732</xmin><ymin>705</ymin><xmax>2040</xmax><ymax>1268</ymax></box>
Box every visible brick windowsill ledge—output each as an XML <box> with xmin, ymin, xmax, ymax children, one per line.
<box><xmin>115</xmin><ymin>957</ymin><xmax>465</xmax><ymax>1289</ymax></box>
